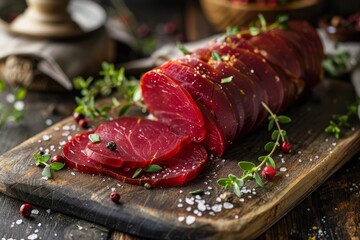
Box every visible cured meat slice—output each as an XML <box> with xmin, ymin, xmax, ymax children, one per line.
<box><xmin>63</xmin><ymin>131</ymin><xmax>208</xmax><ymax>188</ymax></box>
<box><xmin>159</xmin><ymin>60</ymin><xmax>238</xmax><ymax>144</ymax></box>
<box><xmin>208</xmin><ymin>42</ymin><xmax>285</xmax><ymax>114</ymax></box>
<box><xmin>85</xmin><ymin>117</ymin><xmax>191</xmax><ymax>168</ymax></box>
<box><xmin>211</xmin><ymin>60</ymin><xmax>264</xmax><ymax>135</ymax></box>
<box><xmin>248</xmin><ymin>31</ymin><xmax>303</xmax><ymax>79</ymax></box>
<box><xmin>140</xmin><ymin>70</ymin><xmax>206</xmax><ymax>142</ymax></box>
<box><xmin>175</xmin><ymin>55</ymin><xmax>244</xmax><ymax>139</ymax></box>
<box><xmin>288</xmin><ymin>21</ymin><xmax>323</xmax><ymax>89</ymax></box>
<box><xmin>197</xmin><ymin>103</ymin><xmax>226</xmax><ymax>156</ymax></box>
<box><xmin>227</xmin><ymin>49</ymin><xmax>284</xmax><ymax>114</ymax></box>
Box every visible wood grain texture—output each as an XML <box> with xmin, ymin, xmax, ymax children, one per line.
<box><xmin>0</xmin><ymin>79</ymin><xmax>359</xmax><ymax>240</ymax></box>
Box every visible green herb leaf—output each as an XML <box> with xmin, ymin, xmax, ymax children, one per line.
<box><xmin>221</xmin><ymin>76</ymin><xmax>233</xmax><ymax>84</ymax></box>
<box><xmin>42</xmin><ymin>165</ymin><xmax>52</xmax><ymax>179</ymax></box>
<box><xmin>15</xmin><ymin>88</ymin><xmax>27</xmax><ymax>100</ymax></box>
<box><xmin>143</xmin><ymin>164</ymin><xmax>163</xmax><ymax>173</ymax></box>
<box><xmin>238</xmin><ymin>161</ymin><xmax>256</xmax><ymax>171</ymax></box>
<box><xmin>88</xmin><ymin>133</ymin><xmax>101</xmax><ymax>143</ymax></box>
<box><xmin>253</xmin><ymin>172</ymin><xmax>264</xmax><ymax>188</ymax></box>
<box><xmin>189</xmin><ymin>189</ymin><xmax>204</xmax><ymax>196</ymax></box>
<box><xmin>50</xmin><ymin>162</ymin><xmax>65</xmax><ymax>171</ymax></box>
<box><xmin>177</xmin><ymin>42</ymin><xmax>192</xmax><ymax>55</ymax></box>
<box><xmin>117</xmin><ymin>103</ymin><xmax>131</xmax><ymax>117</ymax></box>
<box><xmin>233</xmin><ymin>182</ymin><xmax>242</xmax><ymax>197</ymax></box>
<box><xmin>217</xmin><ymin>178</ymin><xmax>231</xmax><ymax>188</ymax></box>
<box><xmin>271</xmin><ymin>130</ymin><xmax>279</xmax><ymax>140</ymax></box>
<box><xmin>268</xmin><ymin>119</ymin><xmax>275</xmax><ymax>131</ymax></box>
<box><xmin>277</xmin><ymin>115</ymin><xmax>291</xmax><ymax>124</ymax></box>
<box><xmin>265</xmin><ymin>156</ymin><xmax>276</xmax><ymax>168</ymax></box>
<box><xmin>211</xmin><ymin>51</ymin><xmax>221</xmax><ymax>61</ymax></box>
<box><xmin>264</xmin><ymin>141</ymin><xmax>275</xmax><ymax>152</ymax></box>
<box><xmin>249</xmin><ymin>27</ymin><xmax>260</xmax><ymax>36</ymax></box>
<box><xmin>33</xmin><ymin>153</ymin><xmax>51</xmax><ymax>166</ymax></box>
<box><xmin>132</xmin><ymin>168</ymin><xmax>142</xmax><ymax>178</ymax></box>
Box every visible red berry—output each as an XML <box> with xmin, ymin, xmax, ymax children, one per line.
<box><xmin>50</xmin><ymin>154</ymin><xmax>65</xmax><ymax>164</ymax></box>
<box><xmin>73</xmin><ymin>112</ymin><xmax>85</xmax><ymax>122</ymax></box>
<box><xmin>137</xmin><ymin>24</ymin><xmax>151</xmax><ymax>38</ymax></box>
<box><xmin>20</xmin><ymin>203</ymin><xmax>33</xmax><ymax>218</ymax></box>
<box><xmin>110</xmin><ymin>191</ymin><xmax>120</xmax><ymax>203</ymax></box>
<box><xmin>164</xmin><ymin>21</ymin><xmax>177</xmax><ymax>35</ymax></box>
<box><xmin>261</xmin><ymin>166</ymin><xmax>276</xmax><ymax>180</ymax></box>
<box><xmin>78</xmin><ymin>119</ymin><xmax>88</xmax><ymax>129</ymax></box>
<box><xmin>280</xmin><ymin>141</ymin><xmax>291</xmax><ymax>153</ymax></box>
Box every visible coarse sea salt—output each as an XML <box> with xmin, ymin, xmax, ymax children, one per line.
<box><xmin>185</xmin><ymin>215</ymin><xmax>196</xmax><ymax>225</ymax></box>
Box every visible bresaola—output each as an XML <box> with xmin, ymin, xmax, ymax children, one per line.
<box><xmin>62</xmin><ymin>20</ymin><xmax>323</xmax><ymax>188</ymax></box>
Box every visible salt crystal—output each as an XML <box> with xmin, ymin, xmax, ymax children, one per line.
<box><xmin>16</xmin><ymin>219</ymin><xmax>23</xmax><ymax>225</ymax></box>
<box><xmin>71</xmin><ymin>172</ymin><xmax>76</xmax><ymax>176</ymax></box>
<box><xmin>223</xmin><ymin>202</ymin><xmax>234</xmax><ymax>209</ymax></box>
<box><xmin>31</xmin><ymin>209</ymin><xmax>39</xmax><ymax>215</ymax></box>
<box><xmin>178</xmin><ymin>216</ymin><xmax>185</xmax><ymax>222</ymax></box>
<box><xmin>45</xmin><ymin>119</ymin><xmax>53</xmax><ymax>126</ymax></box>
<box><xmin>27</xmin><ymin>233</ymin><xmax>38</xmax><ymax>240</ymax></box>
<box><xmin>177</xmin><ymin>203</ymin><xmax>183</xmax><ymax>208</ymax></box>
<box><xmin>211</xmin><ymin>204</ymin><xmax>222</xmax><ymax>212</ymax></box>
<box><xmin>46</xmin><ymin>209</ymin><xmax>51</xmax><ymax>214</ymax></box>
<box><xmin>185</xmin><ymin>197</ymin><xmax>194</xmax><ymax>205</ymax></box>
<box><xmin>185</xmin><ymin>215</ymin><xmax>196</xmax><ymax>225</ymax></box>
<box><xmin>197</xmin><ymin>202</ymin><xmax>206</xmax><ymax>211</ymax></box>
<box><xmin>280</xmin><ymin>167</ymin><xmax>287</xmax><ymax>172</ymax></box>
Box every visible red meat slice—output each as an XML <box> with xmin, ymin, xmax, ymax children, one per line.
<box><xmin>84</xmin><ymin>117</ymin><xmax>191</xmax><ymax>168</ymax></box>
<box><xmin>207</xmin><ymin>42</ymin><xmax>284</xmax><ymax>114</ymax></box>
<box><xmin>288</xmin><ymin>21</ymin><xmax>324</xmax><ymax>89</ymax></box>
<box><xmin>174</xmin><ymin>56</ymin><xmax>243</xmax><ymax>140</ymax></box>
<box><xmin>159</xmin><ymin>60</ymin><xmax>238</xmax><ymax>144</ymax></box>
<box><xmin>211</xmin><ymin>60</ymin><xmax>266</xmax><ymax>135</ymax></box>
<box><xmin>197</xmin><ymin>103</ymin><xmax>226</xmax><ymax>156</ymax></box>
<box><xmin>140</xmin><ymin>70</ymin><xmax>206</xmax><ymax>143</ymax></box>
<box><xmin>248</xmin><ymin>31</ymin><xmax>303</xmax><ymax>79</ymax></box>
<box><xmin>63</xmin><ymin>131</ymin><xmax>208</xmax><ymax>188</ymax></box>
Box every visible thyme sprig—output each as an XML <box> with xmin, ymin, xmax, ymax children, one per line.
<box><xmin>217</xmin><ymin>14</ymin><xmax>289</xmax><ymax>42</ymax></box>
<box><xmin>217</xmin><ymin>102</ymin><xmax>291</xmax><ymax>197</ymax></box>
<box><xmin>325</xmin><ymin>97</ymin><xmax>360</xmax><ymax>139</ymax></box>
<box><xmin>73</xmin><ymin>62</ymin><xmax>144</xmax><ymax>120</ymax></box>
<box><xmin>33</xmin><ymin>153</ymin><xmax>65</xmax><ymax>179</ymax></box>
<box><xmin>0</xmin><ymin>80</ymin><xmax>26</xmax><ymax>129</ymax></box>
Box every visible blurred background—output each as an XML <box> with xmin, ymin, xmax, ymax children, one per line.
<box><xmin>0</xmin><ymin>0</ymin><xmax>359</xmax><ymax>90</ymax></box>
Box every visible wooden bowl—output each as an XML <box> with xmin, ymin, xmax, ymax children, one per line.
<box><xmin>319</xmin><ymin>15</ymin><xmax>360</xmax><ymax>42</ymax></box>
<box><xmin>199</xmin><ymin>0</ymin><xmax>324</xmax><ymax>32</ymax></box>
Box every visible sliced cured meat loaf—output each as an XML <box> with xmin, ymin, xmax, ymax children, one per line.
<box><xmin>197</xmin><ymin>103</ymin><xmax>226</xmax><ymax>156</ymax></box>
<box><xmin>159</xmin><ymin>60</ymin><xmax>238</xmax><ymax>144</ymax></box>
<box><xmin>210</xmin><ymin>59</ymin><xmax>267</xmax><ymax>135</ymax></box>
<box><xmin>208</xmin><ymin>42</ymin><xmax>285</xmax><ymax>114</ymax></box>
<box><xmin>174</xmin><ymin>55</ymin><xmax>244</xmax><ymax>139</ymax></box>
<box><xmin>288</xmin><ymin>21</ymin><xmax>323</xmax><ymax>89</ymax></box>
<box><xmin>84</xmin><ymin>117</ymin><xmax>191</xmax><ymax>168</ymax></box>
<box><xmin>248</xmin><ymin>31</ymin><xmax>303</xmax><ymax>79</ymax></box>
<box><xmin>63</xmin><ymin>131</ymin><xmax>208</xmax><ymax>188</ymax></box>
<box><xmin>140</xmin><ymin>70</ymin><xmax>206</xmax><ymax>142</ymax></box>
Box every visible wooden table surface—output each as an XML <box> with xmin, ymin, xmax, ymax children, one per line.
<box><xmin>0</xmin><ymin>80</ymin><xmax>359</xmax><ymax>240</ymax></box>
<box><xmin>0</xmin><ymin>1</ymin><xmax>359</xmax><ymax>239</ymax></box>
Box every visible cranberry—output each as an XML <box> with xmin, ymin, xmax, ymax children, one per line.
<box><xmin>280</xmin><ymin>141</ymin><xmax>291</xmax><ymax>153</ymax></box>
<box><xmin>137</xmin><ymin>24</ymin><xmax>151</xmax><ymax>38</ymax></box>
<box><xmin>20</xmin><ymin>203</ymin><xmax>33</xmax><ymax>218</ymax></box>
<box><xmin>50</xmin><ymin>154</ymin><xmax>65</xmax><ymax>164</ymax></box>
<box><xmin>78</xmin><ymin>119</ymin><xmax>88</xmax><ymax>129</ymax></box>
<box><xmin>110</xmin><ymin>191</ymin><xmax>121</xmax><ymax>203</ymax></box>
<box><xmin>73</xmin><ymin>112</ymin><xmax>85</xmax><ymax>122</ymax></box>
<box><xmin>261</xmin><ymin>166</ymin><xmax>276</xmax><ymax>180</ymax></box>
<box><xmin>164</xmin><ymin>21</ymin><xmax>177</xmax><ymax>35</ymax></box>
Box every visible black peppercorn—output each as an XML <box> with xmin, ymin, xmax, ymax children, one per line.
<box><xmin>106</xmin><ymin>141</ymin><xmax>117</xmax><ymax>151</ymax></box>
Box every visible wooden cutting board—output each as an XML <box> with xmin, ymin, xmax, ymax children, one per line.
<box><xmin>0</xmin><ymin>79</ymin><xmax>359</xmax><ymax>240</ymax></box>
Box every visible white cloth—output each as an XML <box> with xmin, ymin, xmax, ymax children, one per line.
<box><xmin>0</xmin><ymin>27</ymin><xmax>109</xmax><ymax>90</ymax></box>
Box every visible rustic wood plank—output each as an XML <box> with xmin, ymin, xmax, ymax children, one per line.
<box><xmin>0</xmin><ymin>90</ymin><xmax>111</xmax><ymax>239</ymax></box>
<box><xmin>0</xmin><ymin>79</ymin><xmax>359</xmax><ymax>239</ymax></box>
